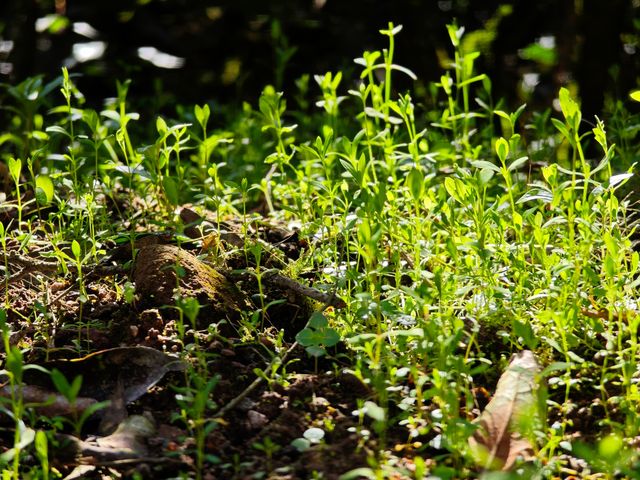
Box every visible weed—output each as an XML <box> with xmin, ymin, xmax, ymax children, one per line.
<box><xmin>1</xmin><ymin>19</ymin><xmax>640</xmax><ymax>479</ymax></box>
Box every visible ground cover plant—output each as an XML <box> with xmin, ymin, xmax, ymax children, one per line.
<box><xmin>1</xmin><ymin>21</ymin><xmax>640</xmax><ymax>479</ymax></box>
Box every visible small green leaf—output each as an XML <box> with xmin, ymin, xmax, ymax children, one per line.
<box><xmin>156</xmin><ymin>116</ymin><xmax>168</xmax><ymax>135</ymax></box>
<box><xmin>339</xmin><ymin>468</ymin><xmax>377</xmax><ymax>480</ymax></box>
<box><xmin>630</xmin><ymin>90</ymin><xmax>640</xmax><ymax>102</ymax></box>
<box><xmin>69</xmin><ymin>374</ymin><xmax>83</xmax><ymax>402</ymax></box>
<box><xmin>446</xmin><ymin>24</ymin><xmax>464</xmax><ymax>47</ymax></box>
<box><xmin>7</xmin><ymin>157</ymin><xmax>21</xmax><ymax>182</ymax></box>
<box><xmin>0</xmin><ymin>421</ymin><xmax>35</xmax><ymax>463</ymax></box>
<box><xmin>444</xmin><ymin>177</ymin><xmax>468</xmax><ymax>204</ymax></box>
<box><xmin>296</xmin><ymin>328</ymin><xmax>319</xmax><ymax>346</ymax></box>
<box><xmin>539</xmin><ymin>362</ymin><xmax>572</xmax><ymax>378</ymax></box>
<box><xmin>542</xmin><ymin>163</ymin><xmax>557</xmax><ymax>184</ymax></box>
<box><xmin>551</xmin><ymin>117</ymin><xmax>571</xmax><ymax>139</ymax></box>
<box><xmin>162</xmin><ymin>176</ymin><xmax>179</xmax><ymax>205</ymax></box>
<box><xmin>71</xmin><ymin>240</ymin><xmax>81</xmax><ymax>260</ymax></box>
<box><xmin>440</xmin><ymin>74</ymin><xmax>452</xmax><ymax>95</ymax></box>
<box><xmin>123</xmin><ymin>281</ymin><xmax>135</xmax><ymax>304</ymax></box>
<box><xmin>567</xmin><ymin>350</ymin><xmax>585</xmax><ymax>363</ymax></box>
<box><xmin>598</xmin><ymin>434</ymin><xmax>623</xmax><ymax>460</ymax></box>
<box><xmin>77</xmin><ymin>400</ymin><xmax>110</xmax><ymax>427</ymax></box>
<box><xmin>494</xmin><ymin>110</ymin><xmax>511</xmax><ymax>121</ymax></box>
<box><xmin>35</xmin><ymin>187</ymin><xmax>48</xmax><ymax>205</ymax></box>
<box><xmin>495</xmin><ymin>137</ymin><xmax>509</xmax><ymax>163</ymax></box>
<box><xmin>34</xmin><ymin>430</ymin><xmax>48</xmax><ymax>468</ymax></box>
<box><xmin>308</xmin><ymin>311</ymin><xmax>328</xmax><ymax>329</ymax></box>
<box><xmin>609</xmin><ymin>173</ymin><xmax>633</xmax><ymax>188</ymax></box>
<box><xmin>45</xmin><ymin>125</ymin><xmax>71</xmax><ymax>138</ymax></box>
<box><xmin>50</xmin><ymin>368</ymin><xmax>71</xmax><ymax>397</ymax></box>
<box><xmin>477</xmin><ymin>168</ymin><xmax>494</xmax><ymax>185</ymax></box>
<box><xmin>305</xmin><ymin>345</ymin><xmax>326</xmax><ymax>357</ymax></box>
<box><xmin>35</xmin><ymin>174</ymin><xmax>54</xmax><ymax>204</ymax></box>
<box><xmin>380</xmin><ymin>23</ymin><xmax>403</xmax><ymax>37</ymax></box>
<box><xmin>195</xmin><ymin>104</ymin><xmax>210</xmax><ymax>128</ymax></box>
<box><xmin>470</xmin><ymin>160</ymin><xmax>500</xmax><ymax>173</ymax></box>
<box><xmin>291</xmin><ymin>438</ymin><xmax>311</xmax><ymax>452</ymax></box>
<box><xmin>558</xmin><ymin>87</ymin><xmax>581</xmax><ymax>129</ymax></box>
<box><xmin>363</xmin><ymin>401</ymin><xmax>385</xmax><ymax>422</ymax></box>
<box><xmin>82</xmin><ymin>109</ymin><xmax>100</xmax><ymax>132</ymax></box>
<box><xmin>513</xmin><ymin>319</ymin><xmax>538</xmax><ymax>349</ymax></box>
<box><xmin>512</xmin><ymin>211</ymin><xmax>523</xmax><ymax>228</ymax></box>
<box><xmin>6</xmin><ymin>346</ymin><xmax>24</xmax><ymax>383</ymax></box>
<box><xmin>406</xmin><ymin>167</ymin><xmax>424</xmax><ymax>201</ymax></box>
<box><xmin>40</xmin><ymin>14</ymin><xmax>69</xmax><ymax>34</ymax></box>
<box><xmin>520</xmin><ymin>42</ymin><xmax>557</xmax><ymax>65</ymax></box>
<box><xmin>508</xmin><ymin>156</ymin><xmax>529</xmax><ymax>172</ymax></box>
<box><xmin>319</xmin><ymin>328</ymin><xmax>340</xmax><ymax>347</ymax></box>
<box><xmin>303</xmin><ymin>427</ymin><xmax>325</xmax><ymax>443</ymax></box>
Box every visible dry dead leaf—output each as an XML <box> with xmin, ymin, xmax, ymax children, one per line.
<box><xmin>56</xmin><ymin>414</ymin><xmax>156</xmax><ymax>466</ymax></box>
<box><xmin>7</xmin><ymin>346</ymin><xmax>185</xmax><ymax>432</ymax></box>
<box><xmin>24</xmin><ymin>346</ymin><xmax>185</xmax><ymax>405</ymax></box>
<box><xmin>0</xmin><ymin>385</ymin><xmax>97</xmax><ymax>417</ymax></box>
<box><xmin>468</xmin><ymin>349</ymin><xmax>539</xmax><ymax>470</ymax></box>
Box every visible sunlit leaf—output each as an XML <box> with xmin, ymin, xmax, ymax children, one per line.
<box><xmin>468</xmin><ymin>350</ymin><xmax>538</xmax><ymax>470</ymax></box>
<box><xmin>7</xmin><ymin>157</ymin><xmax>21</xmax><ymax>181</ymax></box>
<box><xmin>35</xmin><ymin>174</ymin><xmax>54</xmax><ymax>204</ymax></box>
<box><xmin>495</xmin><ymin>137</ymin><xmax>509</xmax><ymax>163</ymax></box>
<box><xmin>71</xmin><ymin>240</ymin><xmax>81</xmax><ymax>259</ymax></box>
<box><xmin>363</xmin><ymin>400</ymin><xmax>385</xmax><ymax>422</ymax></box>
<box><xmin>303</xmin><ymin>427</ymin><xmax>325</xmax><ymax>443</ymax></box>
<box><xmin>0</xmin><ymin>421</ymin><xmax>35</xmax><ymax>463</ymax></box>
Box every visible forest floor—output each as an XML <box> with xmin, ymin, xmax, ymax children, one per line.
<box><xmin>2</xmin><ymin>205</ymin><xmax>405</xmax><ymax>480</ymax></box>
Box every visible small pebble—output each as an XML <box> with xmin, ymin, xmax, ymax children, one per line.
<box><xmin>246</xmin><ymin>410</ymin><xmax>269</xmax><ymax>430</ymax></box>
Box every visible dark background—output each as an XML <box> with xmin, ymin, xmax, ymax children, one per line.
<box><xmin>1</xmin><ymin>0</ymin><xmax>639</xmax><ymax>118</ymax></box>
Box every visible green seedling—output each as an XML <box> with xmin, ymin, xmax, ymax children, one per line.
<box><xmin>50</xmin><ymin>368</ymin><xmax>108</xmax><ymax>435</ymax></box>
<box><xmin>252</xmin><ymin>436</ymin><xmax>280</xmax><ymax>474</ymax></box>
<box><xmin>0</xmin><ymin>17</ymin><xmax>639</xmax><ymax>480</ymax></box>
<box><xmin>295</xmin><ymin>311</ymin><xmax>340</xmax><ymax>358</ymax></box>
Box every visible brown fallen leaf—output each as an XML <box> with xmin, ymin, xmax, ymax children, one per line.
<box><xmin>55</xmin><ymin>414</ymin><xmax>156</xmax><ymax>465</ymax></box>
<box><xmin>0</xmin><ymin>385</ymin><xmax>97</xmax><ymax>418</ymax></box>
<box><xmin>23</xmin><ymin>346</ymin><xmax>186</xmax><ymax>406</ymax></box>
<box><xmin>4</xmin><ymin>346</ymin><xmax>186</xmax><ymax>434</ymax></box>
<box><xmin>468</xmin><ymin>350</ymin><xmax>539</xmax><ymax>470</ymax></box>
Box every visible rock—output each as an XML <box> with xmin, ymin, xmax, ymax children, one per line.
<box><xmin>246</xmin><ymin>410</ymin><xmax>269</xmax><ymax>430</ymax></box>
<box><xmin>133</xmin><ymin>244</ymin><xmax>246</xmax><ymax>326</ymax></box>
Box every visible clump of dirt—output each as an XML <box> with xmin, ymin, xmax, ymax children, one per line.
<box><xmin>133</xmin><ymin>244</ymin><xmax>248</xmax><ymax>327</ymax></box>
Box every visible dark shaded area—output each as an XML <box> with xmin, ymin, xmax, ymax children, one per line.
<box><xmin>0</xmin><ymin>0</ymin><xmax>638</xmax><ymax>117</ymax></box>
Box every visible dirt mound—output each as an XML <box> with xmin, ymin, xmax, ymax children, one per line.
<box><xmin>133</xmin><ymin>244</ymin><xmax>247</xmax><ymax>326</ymax></box>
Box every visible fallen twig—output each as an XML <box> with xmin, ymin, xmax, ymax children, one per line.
<box><xmin>262</xmin><ymin>270</ymin><xmax>346</xmax><ymax>308</ymax></box>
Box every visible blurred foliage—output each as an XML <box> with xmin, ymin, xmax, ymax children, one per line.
<box><xmin>0</xmin><ymin>0</ymin><xmax>639</xmax><ymax>120</ymax></box>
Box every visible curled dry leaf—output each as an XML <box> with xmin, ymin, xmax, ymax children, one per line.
<box><xmin>0</xmin><ymin>385</ymin><xmax>97</xmax><ymax>418</ymax></box>
<box><xmin>23</xmin><ymin>346</ymin><xmax>186</xmax><ymax>405</ymax></box>
<box><xmin>468</xmin><ymin>349</ymin><xmax>539</xmax><ymax>470</ymax></box>
<box><xmin>9</xmin><ymin>346</ymin><xmax>185</xmax><ymax>431</ymax></box>
<box><xmin>56</xmin><ymin>414</ymin><xmax>156</xmax><ymax>465</ymax></box>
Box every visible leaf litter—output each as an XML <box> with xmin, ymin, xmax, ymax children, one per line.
<box><xmin>469</xmin><ymin>350</ymin><xmax>539</xmax><ymax>470</ymax></box>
